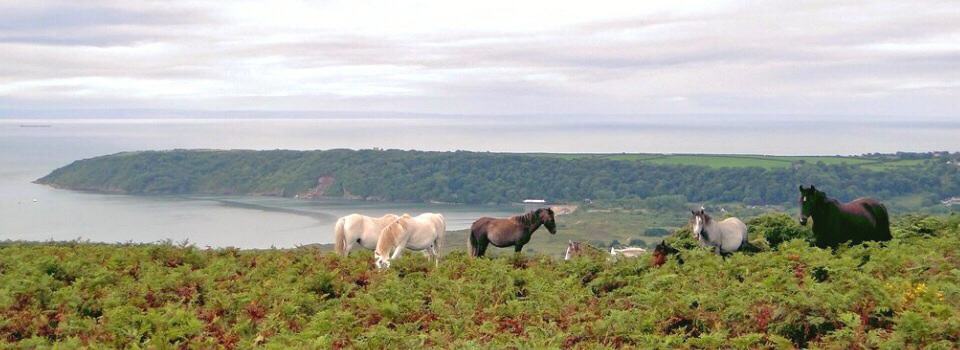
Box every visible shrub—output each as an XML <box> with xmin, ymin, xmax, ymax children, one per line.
<box><xmin>1</xmin><ymin>217</ymin><xmax>959</xmax><ymax>348</ymax></box>
<box><xmin>747</xmin><ymin>213</ymin><xmax>813</xmax><ymax>248</ymax></box>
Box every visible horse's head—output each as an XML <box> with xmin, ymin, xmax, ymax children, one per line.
<box><xmin>689</xmin><ymin>208</ymin><xmax>709</xmax><ymax>241</ymax></box>
<box><xmin>374</xmin><ymin>251</ymin><xmax>391</xmax><ymax>269</ymax></box>
<box><xmin>652</xmin><ymin>240</ymin><xmax>678</xmax><ymax>267</ymax></box>
<box><xmin>538</xmin><ymin>208</ymin><xmax>557</xmax><ymax>234</ymax></box>
<box><xmin>564</xmin><ymin>240</ymin><xmax>581</xmax><ymax>260</ymax></box>
<box><xmin>798</xmin><ymin>185</ymin><xmax>823</xmax><ymax>226</ymax></box>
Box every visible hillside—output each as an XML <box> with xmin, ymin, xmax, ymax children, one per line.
<box><xmin>36</xmin><ymin>149</ymin><xmax>960</xmax><ymax>206</ymax></box>
<box><xmin>1</xmin><ymin>214</ymin><xmax>958</xmax><ymax>348</ymax></box>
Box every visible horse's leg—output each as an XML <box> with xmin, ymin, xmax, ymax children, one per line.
<box><xmin>515</xmin><ymin>244</ymin><xmax>524</xmax><ymax>254</ymax></box>
<box><xmin>391</xmin><ymin>244</ymin><xmax>404</xmax><ymax>260</ymax></box>
<box><xmin>430</xmin><ymin>243</ymin><xmax>439</xmax><ymax>267</ymax></box>
<box><xmin>343</xmin><ymin>240</ymin><xmax>353</xmax><ymax>256</ymax></box>
<box><xmin>477</xmin><ymin>238</ymin><xmax>489</xmax><ymax>257</ymax></box>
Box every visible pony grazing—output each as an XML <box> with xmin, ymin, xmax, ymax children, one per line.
<box><xmin>469</xmin><ymin>208</ymin><xmax>556</xmax><ymax>257</ymax></box>
<box><xmin>610</xmin><ymin>246</ymin><xmax>648</xmax><ymax>259</ymax></box>
<box><xmin>690</xmin><ymin>209</ymin><xmax>749</xmax><ymax>255</ymax></box>
<box><xmin>334</xmin><ymin>213</ymin><xmax>399</xmax><ymax>256</ymax></box>
<box><xmin>374</xmin><ymin>213</ymin><xmax>446</xmax><ymax>269</ymax></box>
<box><xmin>798</xmin><ymin>185</ymin><xmax>891</xmax><ymax>248</ymax></box>
<box><xmin>564</xmin><ymin>241</ymin><xmax>606</xmax><ymax>260</ymax></box>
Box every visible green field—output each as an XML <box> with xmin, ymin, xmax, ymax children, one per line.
<box><xmin>523</xmin><ymin>153</ymin><xmax>925</xmax><ymax>170</ymax></box>
<box><xmin>2</xmin><ymin>214</ymin><xmax>958</xmax><ymax>348</ymax></box>
<box><xmin>862</xmin><ymin>159</ymin><xmax>929</xmax><ymax>171</ymax></box>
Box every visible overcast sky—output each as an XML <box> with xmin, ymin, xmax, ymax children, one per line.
<box><xmin>1</xmin><ymin>0</ymin><xmax>958</xmax><ymax>119</ymax></box>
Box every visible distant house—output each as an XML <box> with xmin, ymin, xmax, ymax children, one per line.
<box><xmin>942</xmin><ymin>197</ymin><xmax>960</xmax><ymax>206</ymax></box>
<box><xmin>520</xmin><ymin>199</ymin><xmax>552</xmax><ymax>213</ymax></box>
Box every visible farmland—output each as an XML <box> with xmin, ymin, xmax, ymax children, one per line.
<box><xmin>524</xmin><ymin>153</ymin><xmax>924</xmax><ymax>170</ymax></box>
<box><xmin>2</xmin><ymin>214</ymin><xmax>959</xmax><ymax>348</ymax></box>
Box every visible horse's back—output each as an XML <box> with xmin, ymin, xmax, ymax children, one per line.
<box><xmin>340</xmin><ymin>213</ymin><xmax>364</xmax><ymax>231</ymax></box>
<box><xmin>848</xmin><ymin>197</ymin><xmax>891</xmax><ymax>240</ymax></box>
<box><xmin>471</xmin><ymin>217</ymin><xmax>495</xmax><ymax>232</ymax></box>
<box><xmin>715</xmin><ymin>217</ymin><xmax>748</xmax><ymax>253</ymax></box>
<box><xmin>613</xmin><ymin>247</ymin><xmax>648</xmax><ymax>257</ymax></box>
<box><xmin>841</xmin><ymin>198</ymin><xmax>887</xmax><ymax>226</ymax></box>
<box><xmin>719</xmin><ymin>217</ymin><xmax>747</xmax><ymax>231</ymax></box>
<box><xmin>417</xmin><ymin>212</ymin><xmax>446</xmax><ymax>234</ymax></box>
<box><xmin>842</xmin><ymin>198</ymin><xmax>879</xmax><ymax>216</ymax></box>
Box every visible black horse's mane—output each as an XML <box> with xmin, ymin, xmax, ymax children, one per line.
<box><xmin>514</xmin><ymin>208</ymin><xmax>544</xmax><ymax>228</ymax></box>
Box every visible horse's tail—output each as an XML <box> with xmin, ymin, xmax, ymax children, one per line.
<box><xmin>334</xmin><ymin>217</ymin><xmax>347</xmax><ymax>257</ymax></box>
<box><xmin>739</xmin><ymin>240</ymin><xmax>762</xmax><ymax>253</ymax></box>
<box><xmin>874</xmin><ymin>203</ymin><xmax>892</xmax><ymax>241</ymax></box>
<box><xmin>435</xmin><ymin>214</ymin><xmax>446</xmax><ymax>258</ymax></box>
<box><xmin>467</xmin><ymin>224</ymin><xmax>478</xmax><ymax>258</ymax></box>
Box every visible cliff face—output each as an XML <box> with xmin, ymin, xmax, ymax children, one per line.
<box><xmin>296</xmin><ymin>176</ymin><xmax>336</xmax><ymax>199</ymax></box>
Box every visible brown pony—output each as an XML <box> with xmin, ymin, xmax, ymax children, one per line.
<box><xmin>652</xmin><ymin>240</ymin><xmax>682</xmax><ymax>267</ymax></box>
<box><xmin>469</xmin><ymin>208</ymin><xmax>557</xmax><ymax>257</ymax></box>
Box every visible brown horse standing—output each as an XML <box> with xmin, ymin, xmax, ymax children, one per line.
<box><xmin>798</xmin><ymin>185</ymin><xmax>892</xmax><ymax>248</ymax></box>
<box><xmin>469</xmin><ymin>208</ymin><xmax>557</xmax><ymax>257</ymax></box>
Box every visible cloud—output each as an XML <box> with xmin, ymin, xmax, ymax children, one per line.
<box><xmin>0</xmin><ymin>0</ymin><xmax>957</xmax><ymax>118</ymax></box>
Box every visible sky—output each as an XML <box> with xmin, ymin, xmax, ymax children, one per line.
<box><xmin>1</xmin><ymin>0</ymin><xmax>958</xmax><ymax>119</ymax></box>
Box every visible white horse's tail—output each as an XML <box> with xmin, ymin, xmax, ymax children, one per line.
<box><xmin>334</xmin><ymin>217</ymin><xmax>347</xmax><ymax>256</ymax></box>
<box><xmin>435</xmin><ymin>214</ymin><xmax>446</xmax><ymax>259</ymax></box>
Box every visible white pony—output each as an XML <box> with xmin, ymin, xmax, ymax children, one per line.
<box><xmin>610</xmin><ymin>246</ymin><xmax>648</xmax><ymax>258</ymax></box>
<box><xmin>334</xmin><ymin>213</ymin><xmax>399</xmax><ymax>256</ymax></box>
<box><xmin>564</xmin><ymin>241</ymin><xmax>647</xmax><ymax>261</ymax></box>
<box><xmin>690</xmin><ymin>208</ymin><xmax>749</xmax><ymax>254</ymax></box>
<box><xmin>374</xmin><ymin>213</ymin><xmax>446</xmax><ymax>269</ymax></box>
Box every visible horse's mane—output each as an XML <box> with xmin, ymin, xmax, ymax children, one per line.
<box><xmin>373</xmin><ymin>213</ymin><xmax>399</xmax><ymax>225</ymax></box>
<box><xmin>376</xmin><ymin>220</ymin><xmax>403</xmax><ymax>255</ymax></box>
<box><xmin>513</xmin><ymin>209</ymin><xmax>539</xmax><ymax>228</ymax></box>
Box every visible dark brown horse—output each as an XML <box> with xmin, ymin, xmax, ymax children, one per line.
<box><xmin>798</xmin><ymin>185</ymin><xmax>891</xmax><ymax>248</ymax></box>
<box><xmin>469</xmin><ymin>208</ymin><xmax>556</xmax><ymax>257</ymax></box>
<box><xmin>652</xmin><ymin>240</ymin><xmax>681</xmax><ymax>267</ymax></box>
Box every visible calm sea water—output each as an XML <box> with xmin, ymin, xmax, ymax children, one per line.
<box><xmin>1</xmin><ymin>116</ymin><xmax>957</xmax><ymax>248</ymax></box>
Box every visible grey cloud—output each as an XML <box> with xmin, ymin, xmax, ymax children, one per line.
<box><xmin>0</xmin><ymin>0</ymin><xmax>957</xmax><ymax>118</ymax></box>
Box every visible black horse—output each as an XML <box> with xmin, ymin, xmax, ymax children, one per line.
<box><xmin>798</xmin><ymin>185</ymin><xmax>891</xmax><ymax>248</ymax></box>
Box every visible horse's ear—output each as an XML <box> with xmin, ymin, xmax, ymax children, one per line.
<box><xmin>810</xmin><ymin>185</ymin><xmax>816</xmax><ymax>192</ymax></box>
<box><xmin>799</xmin><ymin>185</ymin><xmax>805</xmax><ymax>191</ymax></box>
<box><xmin>691</xmin><ymin>210</ymin><xmax>697</xmax><ymax>215</ymax></box>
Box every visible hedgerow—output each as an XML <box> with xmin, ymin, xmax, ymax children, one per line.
<box><xmin>1</xmin><ymin>214</ymin><xmax>958</xmax><ymax>348</ymax></box>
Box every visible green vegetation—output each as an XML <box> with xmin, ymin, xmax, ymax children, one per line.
<box><xmin>3</xmin><ymin>214</ymin><xmax>959</xmax><ymax>348</ymax></box>
<box><xmin>527</xmin><ymin>153</ymin><xmax>905</xmax><ymax>169</ymax></box>
<box><xmin>642</xmin><ymin>155</ymin><xmax>795</xmax><ymax>169</ymax></box>
<box><xmin>862</xmin><ymin>159</ymin><xmax>929</xmax><ymax>171</ymax></box>
<box><xmin>36</xmin><ymin>150</ymin><xmax>960</xmax><ymax>206</ymax></box>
